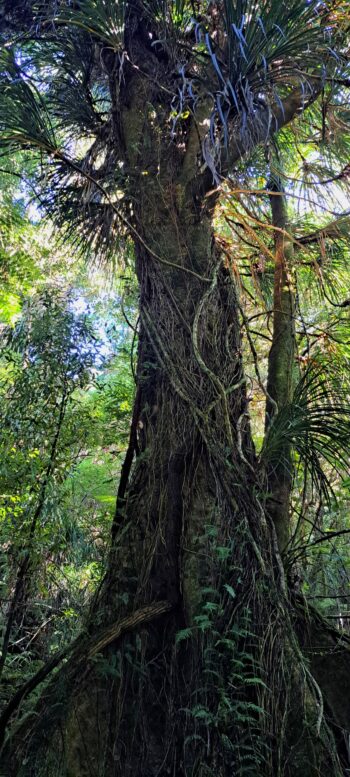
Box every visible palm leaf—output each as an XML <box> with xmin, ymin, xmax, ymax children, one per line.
<box><xmin>41</xmin><ymin>34</ymin><xmax>109</xmax><ymax>136</ymax></box>
<box><xmin>47</xmin><ymin>0</ymin><xmax>126</xmax><ymax>50</ymax></box>
<box><xmin>192</xmin><ymin>0</ymin><xmax>343</xmax><ymax>156</ymax></box>
<box><xmin>0</xmin><ymin>42</ymin><xmax>122</xmax><ymax>263</ymax></box>
<box><xmin>261</xmin><ymin>364</ymin><xmax>350</xmax><ymax>501</ymax></box>
<box><xmin>223</xmin><ymin>0</ymin><xmax>325</xmax><ymax>81</ymax></box>
<box><xmin>0</xmin><ymin>47</ymin><xmax>58</xmax><ymax>154</ymax></box>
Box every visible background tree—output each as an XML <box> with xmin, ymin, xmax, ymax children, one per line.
<box><xmin>0</xmin><ymin>189</ymin><xmax>135</xmax><ymax>748</ymax></box>
<box><xmin>0</xmin><ymin>2</ymin><xmax>350</xmax><ymax>776</ymax></box>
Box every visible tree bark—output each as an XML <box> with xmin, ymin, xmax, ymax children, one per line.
<box><xmin>2</xmin><ymin>169</ymin><xmax>347</xmax><ymax>777</ymax></box>
<box><xmin>265</xmin><ymin>184</ymin><xmax>296</xmax><ymax>553</ymax></box>
<box><xmin>1</xmin><ymin>21</ymin><xmax>349</xmax><ymax>777</ymax></box>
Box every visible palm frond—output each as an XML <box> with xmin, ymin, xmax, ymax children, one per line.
<box><xmin>34</xmin><ymin>146</ymin><xmax>127</xmax><ymax>265</ymax></box>
<box><xmin>271</xmin><ymin>81</ymin><xmax>350</xmax><ymax>215</ymax></box>
<box><xmin>0</xmin><ymin>47</ymin><xmax>58</xmax><ymax>154</ymax></box>
<box><xmin>0</xmin><ymin>41</ymin><xmax>124</xmax><ymax>263</ymax></box>
<box><xmin>222</xmin><ymin>0</ymin><xmax>326</xmax><ymax>83</ymax></box>
<box><xmin>44</xmin><ymin>186</ymin><xmax>124</xmax><ymax>265</ymax></box>
<box><xmin>48</xmin><ymin>0</ymin><xmax>126</xmax><ymax>51</ymax></box>
<box><xmin>40</xmin><ymin>34</ymin><xmax>110</xmax><ymax>136</ymax></box>
<box><xmin>261</xmin><ymin>363</ymin><xmax>350</xmax><ymax>501</ymax></box>
<box><xmin>190</xmin><ymin>0</ymin><xmax>345</xmax><ymax>159</ymax></box>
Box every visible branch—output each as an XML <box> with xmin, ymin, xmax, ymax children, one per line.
<box><xmin>0</xmin><ymin>600</ymin><xmax>172</xmax><ymax>751</ymax></box>
<box><xmin>290</xmin><ymin>529</ymin><xmax>350</xmax><ymax>562</ymax></box>
<box><xmin>228</xmin><ymin>79</ymin><xmax>322</xmax><ymax>167</ymax></box>
<box><xmin>299</xmin><ymin>214</ymin><xmax>350</xmax><ymax>245</ymax></box>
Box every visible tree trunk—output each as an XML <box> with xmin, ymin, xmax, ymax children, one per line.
<box><xmin>2</xmin><ymin>176</ymin><xmax>347</xmax><ymax>777</ymax></box>
<box><xmin>265</xmin><ymin>184</ymin><xmax>296</xmax><ymax>553</ymax></box>
<box><xmin>1</xmin><ymin>44</ymin><xmax>349</xmax><ymax>777</ymax></box>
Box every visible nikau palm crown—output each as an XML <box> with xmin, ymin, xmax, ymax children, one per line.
<box><xmin>1</xmin><ymin>1</ymin><xmax>350</xmax><ymax>775</ymax></box>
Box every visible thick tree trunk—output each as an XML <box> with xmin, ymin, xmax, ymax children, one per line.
<box><xmin>2</xmin><ymin>183</ymin><xmax>347</xmax><ymax>777</ymax></box>
<box><xmin>1</xmin><ymin>49</ymin><xmax>349</xmax><ymax>777</ymax></box>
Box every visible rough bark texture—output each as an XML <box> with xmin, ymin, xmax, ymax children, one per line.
<box><xmin>2</xmin><ymin>143</ymin><xmax>347</xmax><ymax>777</ymax></box>
<box><xmin>1</xmin><ymin>8</ymin><xmax>350</xmax><ymax>777</ymax></box>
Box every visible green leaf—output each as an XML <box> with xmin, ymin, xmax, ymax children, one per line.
<box><xmin>175</xmin><ymin>628</ymin><xmax>192</xmax><ymax>644</ymax></box>
<box><xmin>224</xmin><ymin>583</ymin><xmax>236</xmax><ymax>599</ymax></box>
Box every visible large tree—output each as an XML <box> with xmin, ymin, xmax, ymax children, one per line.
<box><xmin>1</xmin><ymin>1</ymin><xmax>350</xmax><ymax>775</ymax></box>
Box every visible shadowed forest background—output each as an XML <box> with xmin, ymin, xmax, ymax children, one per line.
<box><xmin>1</xmin><ymin>1</ymin><xmax>350</xmax><ymax>775</ymax></box>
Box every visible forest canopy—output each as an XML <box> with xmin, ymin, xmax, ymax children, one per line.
<box><xmin>1</xmin><ymin>2</ymin><xmax>350</xmax><ymax>776</ymax></box>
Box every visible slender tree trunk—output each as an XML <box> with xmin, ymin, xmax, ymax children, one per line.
<box><xmin>0</xmin><ymin>388</ymin><xmax>69</xmax><ymax>678</ymax></box>
<box><xmin>265</xmin><ymin>184</ymin><xmax>295</xmax><ymax>553</ymax></box>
